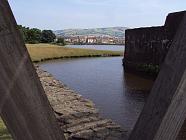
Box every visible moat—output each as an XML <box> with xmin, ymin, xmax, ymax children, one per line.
<box><xmin>40</xmin><ymin>56</ymin><xmax>154</xmax><ymax>130</ymax></box>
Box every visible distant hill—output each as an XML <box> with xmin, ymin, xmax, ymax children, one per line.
<box><xmin>54</xmin><ymin>27</ymin><xmax>128</xmax><ymax>38</ymax></box>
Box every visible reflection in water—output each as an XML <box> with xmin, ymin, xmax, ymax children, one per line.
<box><xmin>40</xmin><ymin>57</ymin><xmax>154</xmax><ymax>131</ymax></box>
<box><xmin>122</xmin><ymin>71</ymin><xmax>153</xmax><ymax>130</ymax></box>
<box><xmin>124</xmin><ymin>72</ymin><xmax>154</xmax><ymax>94</ymax></box>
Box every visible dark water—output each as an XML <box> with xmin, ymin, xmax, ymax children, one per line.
<box><xmin>66</xmin><ymin>45</ymin><xmax>125</xmax><ymax>51</ymax></box>
<box><xmin>40</xmin><ymin>57</ymin><xmax>153</xmax><ymax>130</ymax></box>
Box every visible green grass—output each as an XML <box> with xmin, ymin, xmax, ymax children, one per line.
<box><xmin>26</xmin><ymin>43</ymin><xmax>123</xmax><ymax>62</ymax></box>
<box><xmin>0</xmin><ymin>119</ymin><xmax>12</xmax><ymax>140</ymax></box>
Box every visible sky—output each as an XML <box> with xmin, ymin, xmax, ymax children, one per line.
<box><xmin>8</xmin><ymin>0</ymin><xmax>186</xmax><ymax>30</ymax></box>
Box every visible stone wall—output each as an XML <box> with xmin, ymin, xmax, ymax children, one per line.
<box><xmin>124</xmin><ymin>11</ymin><xmax>186</xmax><ymax>76</ymax></box>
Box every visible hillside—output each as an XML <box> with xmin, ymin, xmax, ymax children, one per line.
<box><xmin>54</xmin><ymin>27</ymin><xmax>128</xmax><ymax>38</ymax></box>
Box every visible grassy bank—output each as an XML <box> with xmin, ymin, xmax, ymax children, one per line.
<box><xmin>0</xmin><ymin>119</ymin><xmax>12</xmax><ymax>140</ymax></box>
<box><xmin>27</xmin><ymin>44</ymin><xmax>123</xmax><ymax>62</ymax></box>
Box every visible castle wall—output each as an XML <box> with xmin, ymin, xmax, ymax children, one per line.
<box><xmin>124</xmin><ymin>11</ymin><xmax>186</xmax><ymax>76</ymax></box>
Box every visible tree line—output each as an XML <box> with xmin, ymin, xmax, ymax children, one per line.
<box><xmin>18</xmin><ymin>25</ymin><xmax>65</xmax><ymax>45</ymax></box>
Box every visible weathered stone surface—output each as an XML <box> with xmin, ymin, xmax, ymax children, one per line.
<box><xmin>0</xmin><ymin>1</ymin><xmax>65</xmax><ymax>140</ymax></box>
<box><xmin>36</xmin><ymin>66</ymin><xmax>127</xmax><ymax>140</ymax></box>
<box><xmin>124</xmin><ymin>11</ymin><xmax>186</xmax><ymax>76</ymax></box>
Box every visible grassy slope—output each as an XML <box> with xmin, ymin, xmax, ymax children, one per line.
<box><xmin>27</xmin><ymin>44</ymin><xmax>123</xmax><ymax>62</ymax></box>
<box><xmin>0</xmin><ymin>43</ymin><xmax>123</xmax><ymax>139</ymax></box>
<box><xmin>0</xmin><ymin>119</ymin><xmax>12</xmax><ymax>140</ymax></box>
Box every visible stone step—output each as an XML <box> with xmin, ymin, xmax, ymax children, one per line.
<box><xmin>65</xmin><ymin>115</ymin><xmax>100</xmax><ymax>128</ymax></box>
<box><xmin>69</xmin><ymin>124</ymin><xmax>124</xmax><ymax>140</ymax></box>
<box><xmin>55</xmin><ymin>111</ymin><xmax>99</xmax><ymax>126</ymax></box>
<box><xmin>68</xmin><ymin>129</ymin><xmax>95</xmax><ymax>140</ymax></box>
<box><xmin>66</xmin><ymin>119</ymin><xmax>115</xmax><ymax>134</ymax></box>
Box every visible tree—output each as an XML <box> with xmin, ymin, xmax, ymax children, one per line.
<box><xmin>18</xmin><ymin>26</ymin><xmax>56</xmax><ymax>44</ymax></box>
<box><xmin>27</xmin><ymin>28</ymin><xmax>42</xmax><ymax>43</ymax></box>
<box><xmin>56</xmin><ymin>38</ymin><xmax>66</xmax><ymax>46</ymax></box>
<box><xmin>18</xmin><ymin>25</ymin><xmax>42</xmax><ymax>44</ymax></box>
<box><xmin>18</xmin><ymin>25</ymin><xmax>29</xmax><ymax>42</ymax></box>
<box><xmin>41</xmin><ymin>30</ymin><xmax>56</xmax><ymax>43</ymax></box>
